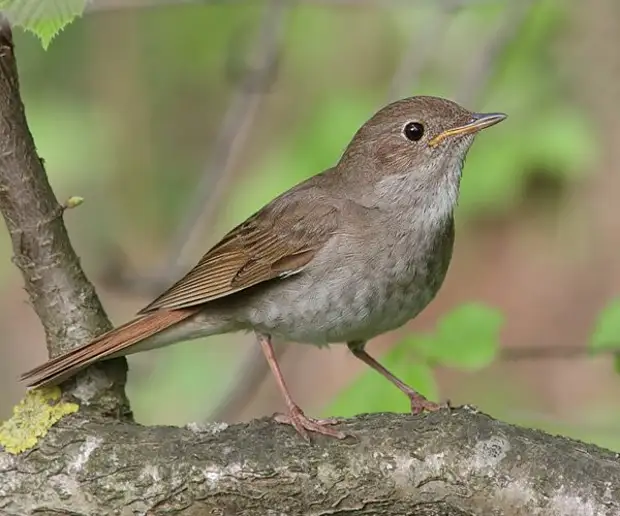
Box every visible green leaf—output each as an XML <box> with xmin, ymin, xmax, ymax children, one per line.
<box><xmin>323</xmin><ymin>346</ymin><xmax>437</xmax><ymax>418</ymax></box>
<box><xmin>418</xmin><ymin>303</ymin><xmax>503</xmax><ymax>370</ymax></box>
<box><xmin>0</xmin><ymin>0</ymin><xmax>86</xmax><ymax>49</ymax></box>
<box><xmin>590</xmin><ymin>300</ymin><xmax>620</xmax><ymax>353</ymax></box>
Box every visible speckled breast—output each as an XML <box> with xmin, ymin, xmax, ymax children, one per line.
<box><xmin>246</xmin><ymin>218</ymin><xmax>455</xmax><ymax>346</ymax></box>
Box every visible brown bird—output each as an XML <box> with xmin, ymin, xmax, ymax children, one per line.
<box><xmin>22</xmin><ymin>96</ymin><xmax>506</xmax><ymax>440</ymax></box>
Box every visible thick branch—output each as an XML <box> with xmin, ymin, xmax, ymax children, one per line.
<box><xmin>0</xmin><ymin>22</ymin><xmax>128</xmax><ymax>414</ymax></box>
<box><xmin>1</xmin><ymin>409</ymin><xmax>618</xmax><ymax>515</ymax></box>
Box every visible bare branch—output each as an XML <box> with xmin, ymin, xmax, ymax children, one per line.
<box><xmin>207</xmin><ymin>337</ymin><xmax>280</xmax><ymax>421</ymax></box>
<box><xmin>500</xmin><ymin>344</ymin><xmax>596</xmax><ymax>361</ymax></box>
<box><xmin>2</xmin><ymin>409</ymin><xmax>619</xmax><ymax>514</ymax></box>
<box><xmin>0</xmin><ymin>20</ymin><xmax>129</xmax><ymax>414</ymax></box>
<box><xmin>455</xmin><ymin>0</ymin><xmax>535</xmax><ymax>106</ymax></box>
<box><xmin>387</xmin><ymin>1</ymin><xmax>462</xmax><ymax>100</ymax></box>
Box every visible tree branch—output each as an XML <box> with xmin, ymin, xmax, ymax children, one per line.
<box><xmin>0</xmin><ymin>22</ymin><xmax>129</xmax><ymax>415</ymax></box>
<box><xmin>454</xmin><ymin>0</ymin><xmax>534</xmax><ymax>106</ymax></box>
<box><xmin>1</xmin><ymin>409</ymin><xmax>619</xmax><ymax>515</ymax></box>
<box><xmin>500</xmin><ymin>344</ymin><xmax>596</xmax><ymax>361</ymax></box>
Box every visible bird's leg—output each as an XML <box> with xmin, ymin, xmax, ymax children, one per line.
<box><xmin>257</xmin><ymin>333</ymin><xmax>346</xmax><ymax>441</ymax></box>
<box><xmin>347</xmin><ymin>340</ymin><xmax>443</xmax><ymax>414</ymax></box>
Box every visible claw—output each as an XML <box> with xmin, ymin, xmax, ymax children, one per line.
<box><xmin>409</xmin><ymin>392</ymin><xmax>445</xmax><ymax>415</ymax></box>
<box><xmin>274</xmin><ymin>406</ymin><xmax>347</xmax><ymax>441</ymax></box>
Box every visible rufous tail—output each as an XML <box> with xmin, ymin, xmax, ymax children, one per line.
<box><xmin>21</xmin><ymin>308</ymin><xmax>199</xmax><ymax>389</ymax></box>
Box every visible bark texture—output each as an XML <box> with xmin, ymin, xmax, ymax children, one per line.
<box><xmin>1</xmin><ymin>409</ymin><xmax>619</xmax><ymax>515</ymax></box>
<box><xmin>0</xmin><ymin>21</ymin><xmax>129</xmax><ymax>415</ymax></box>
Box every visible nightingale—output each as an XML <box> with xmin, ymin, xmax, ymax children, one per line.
<box><xmin>21</xmin><ymin>96</ymin><xmax>506</xmax><ymax>441</ymax></box>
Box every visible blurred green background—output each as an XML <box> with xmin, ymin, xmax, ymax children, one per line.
<box><xmin>3</xmin><ymin>0</ymin><xmax>620</xmax><ymax>451</ymax></box>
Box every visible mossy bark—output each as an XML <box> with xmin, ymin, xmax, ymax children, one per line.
<box><xmin>2</xmin><ymin>410</ymin><xmax>619</xmax><ymax>515</ymax></box>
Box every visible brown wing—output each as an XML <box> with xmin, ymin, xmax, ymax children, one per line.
<box><xmin>139</xmin><ymin>194</ymin><xmax>339</xmax><ymax>313</ymax></box>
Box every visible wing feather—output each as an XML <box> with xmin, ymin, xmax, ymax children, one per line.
<box><xmin>138</xmin><ymin>194</ymin><xmax>339</xmax><ymax>313</ymax></box>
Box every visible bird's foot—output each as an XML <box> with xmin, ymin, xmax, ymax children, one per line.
<box><xmin>408</xmin><ymin>391</ymin><xmax>446</xmax><ymax>415</ymax></box>
<box><xmin>274</xmin><ymin>405</ymin><xmax>347</xmax><ymax>442</ymax></box>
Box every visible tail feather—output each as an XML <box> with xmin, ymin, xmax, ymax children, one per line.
<box><xmin>21</xmin><ymin>308</ymin><xmax>199</xmax><ymax>389</ymax></box>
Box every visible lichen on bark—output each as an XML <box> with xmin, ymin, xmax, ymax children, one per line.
<box><xmin>0</xmin><ymin>387</ymin><xmax>78</xmax><ymax>454</ymax></box>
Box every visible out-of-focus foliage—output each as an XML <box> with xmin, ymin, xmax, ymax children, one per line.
<box><xmin>590</xmin><ymin>299</ymin><xmax>620</xmax><ymax>373</ymax></box>
<box><xmin>456</xmin><ymin>0</ymin><xmax>597</xmax><ymax>216</ymax></box>
<box><xmin>417</xmin><ymin>303</ymin><xmax>503</xmax><ymax>370</ymax></box>
<box><xmin>590</xmin><ymin>300</ymin><xmax>620</xmax><ymax>353</ymax></box>
<box><xmin>325</xmin><ymin>304</ymin><xmax>503</xmax><ymax>417</ymax></box>
<box><xmin>0</xmin><ymin>0</ymin><xmax>85</xmax><ymax>49</ymax></box>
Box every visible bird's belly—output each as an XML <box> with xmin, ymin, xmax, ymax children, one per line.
<box><xmin>244</xmin><ymin>263</ymin><xmax>441</xmax><ymax>346</ymax></box>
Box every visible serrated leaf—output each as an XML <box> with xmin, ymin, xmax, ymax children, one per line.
<box><xmin>0</xmin><ymin>0</ymin><xmax>86</xmax><ymax>49</ymax></box>
<box><xmin>590</xmin><ymin>300</ymin><xmax>620</xmax><ymax>353</ymax></box>
<box><xmin>418</xmin><ymin>303</ymin><xmax>503</xmax><ymax>370</ymax></box>
<box><xmin>324</xmin><ymin>346</ymin><xmax>437</xmax><ymax>418</ymax></box>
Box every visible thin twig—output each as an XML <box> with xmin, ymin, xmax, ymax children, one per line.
<box><xmin>500</xmin><ymin>344</ymin><xmax>614</xmax><ymax>361</ymax></box>
<box><xmin>164</xmin><ymin>0</ymin><xmax>288</xmax><ymax>274</ymax></box>
<box><xmin>100</xmin><ymin>0</ymin><xmax>287</xmax><ymax>293</ymax></box>
<box><xmin>386</xmin><ymin>1</ymin><xmax>462</xmax><ymax>100</ymax></box>
<box><xmin>455</xmin><ymin>0</ymin><xmax>535</xmax><ymax>106</ymax></box>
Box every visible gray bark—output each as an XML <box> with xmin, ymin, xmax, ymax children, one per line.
<box><xmin>0</xmin><ymin>21</ymin><xmax>129</xmax><ymax>415</ymax></box>
<box><xmin>2</xmin><ymin>409</ymin><xmax>619</xmax><ymax>515</ymax></box>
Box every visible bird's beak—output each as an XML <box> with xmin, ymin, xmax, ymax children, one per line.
<box><xmin>428</xmin><ymin>112</ymin><xmax>507</xmax><ymax>148</ymax></box>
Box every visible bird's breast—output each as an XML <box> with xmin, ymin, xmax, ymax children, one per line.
<box><xmin>244</xmin><ymin>217</ymin><xmax>454</xmax><ymax>345</ymax></box>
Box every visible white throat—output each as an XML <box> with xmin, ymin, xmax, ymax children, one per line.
<box><xmin>372</xmin><ymin>161</ymin><xmax>462</xmax><ymax>228</ymax></box>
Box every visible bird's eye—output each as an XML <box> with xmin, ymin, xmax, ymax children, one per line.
<box><xmin>403</xmin><ymin>122</ymin><xmax>425</xmax><ymax>142</ymax></box>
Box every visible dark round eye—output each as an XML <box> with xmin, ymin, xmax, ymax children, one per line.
<box><xmin>403</xmin><ymin>122</ymin><xmax>425</xmax><ymax>142</ymax></box>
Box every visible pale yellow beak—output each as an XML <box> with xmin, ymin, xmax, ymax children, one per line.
<box><xmin>428</xmin><ymin>112</ymin><xmax>507</xmax><ymax>148</ymax></box>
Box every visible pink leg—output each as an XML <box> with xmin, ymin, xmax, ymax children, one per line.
<box><xmin>348</xmin><ymin>341</ymin><xmax>444</xmax><ymax>414</ymax></box>
<box><xmin>258</xmin><ymin>333</ymin><xmax>346</xmax><ymax>441</ymax></box>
